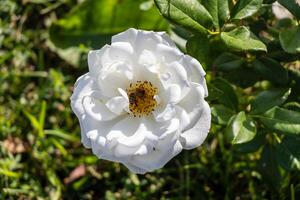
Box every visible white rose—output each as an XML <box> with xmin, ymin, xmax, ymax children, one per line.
<box><xmin>70</xmin><ymin>28</ymin><xmax>211</xmax><ymax>174</ymax></box>
<box><xmin>272</xmin><ymin>1</ymin><xmax>294</xmax><ymax>19</ymax></box>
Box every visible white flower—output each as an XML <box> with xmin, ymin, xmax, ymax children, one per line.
<box><xmin>272</xmin><ymin>1</ymin><xmax>293</xmax><ymax>19</ymax></box>
<box><xmin>70</xmin><ymin>28</ymin><xmax>211</xmax><ymax>174</ymax></box>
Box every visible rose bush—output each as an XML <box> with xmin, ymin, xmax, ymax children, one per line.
<box><xmin>71</xmin><ymin>28</ymin><xmax>211</xmax><ymax>174</ymax></box>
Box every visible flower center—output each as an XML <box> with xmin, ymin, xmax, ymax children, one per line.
<box><xmin>126</xmin><ymin>81</ymin><xmax>158</xmax><ymax>117</ymax></box>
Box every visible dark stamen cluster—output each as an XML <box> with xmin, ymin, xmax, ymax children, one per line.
<box><xmin>126</xmin><ymin>81</ymin><xmax>158</xmax><ymax>117</ymax></box>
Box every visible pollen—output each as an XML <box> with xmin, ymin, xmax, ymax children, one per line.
<box><xmin>126</xmin><ymin>81</ymin><xmax>158</xmax><ymax>117</ymax></box>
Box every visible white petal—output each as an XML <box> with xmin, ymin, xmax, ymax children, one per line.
<box><xmin>111</xmin><ymin>28</ymin><xmax>138</xmax><ymax>45</ymax></box>
<box><xmin>178</xmin><ymin>82</ymin><xmax>205</xmax><ymax>119</ymax></box>
<box><xmin>82</xmin><ymin>114</ymin><xmax>123</xmax><ymax>138</ymax></box>
<box><xmin>105</xmin><ymin>96</ymin><xmax>128</xmax><ymax>115</ymax></box>
<box><xmin>180</xmin><ymin>101</ymin><xmax>211</xmax><ymax>149</ymax></box>
<box><xmin>117</xmin><ymin>88</ymin><xmax>130</xmax><ymax>113</ymax></box>
<box><xmin>88</xmin><ymin>45</ymin><xmax>110</xmax><ymax>76</ymax></box>
<box><xmin>114</xmin><ymin>144</ymin><xmax>141</xmax><ymax>158</ymax></box>
<box><xmin>180</xmin><ymin>55</ymin><xmax>208</xmax><ymax>97</ymax></box>
<box><xmin>82</xmin><ymin>91</ymin><xmax>118</xmax><ymax>121</ymax></box>
<box><xmin>73</xmin><ymin>114</ymin><xmax>91</xmax><ymax>148</ymax></box>
<box><xmin>70</xmin><ymin>74</ymin><xmax>97</xmax><ymax>101</ymax></box>
<box><xmin>159</xmin><ymin>62</ymin><xmax>190</xmax><ymax>102</ymax></box>
<box><xmin>123</xmin><ymin>162</ymin><xmax>148</xmax><ymax>174</ymax></box>
<box><xmin>134</xmin><ymin>64</ymin><xmax>162</xmax><ymax>86</ymax></box>
<box><xmin>112</xmin><ymin>29</ymin><xmax>178</xmax><ymax>53</ymax></box>
<box><xmin>157</xmin><ymin>32</ymin><xmax>177</xmax><ymax>48</ymax></box>
<box><xmin>70</xmin><ymin>74</ymin><xmax>100</xmax><ymax>148</ymax></box>
<box><xmin>138</xmin><ymin>49</ymin><xmax>160</xmax><ymax>73</ymax></box>
<box><xmin>156</xmin><ymin>44</ymin><xmax>183</xmax><ymax>63</ymax></box>
<box><xmin>175</xmin><ymin>106</ymin><xmax>190</xmax><ymax>131</ymax></box>
<box><xmin>71</xmin><ymin>98</ymin><xmax>85</xmax><ymax>118</ymax></box>
<box><xmin>184</xmin><ymin>55</ymin><xmax>205</xmax><ymax>76</ymax></box>
<box><xmin>106</xmin><ymin>117</ymin><xmax>144</xmax><ymax>147</ymax></box>
<box><xmin>153</xmin><ymin>103</ymin><xmax>176</xmax><ymax>122</ymax></box>
<box><xmin>118</xmin><ymin>88</ymin><xmax>129</xmax><ymax>100</ymax></box>
<box><xmin>89</xmin><ymin>129</ymin><xmax>123</xmax><ymax>163</ymax></box>
<box><xmin>272</xmin><ymin>1</ymin><xmax>293</xmax><ymax>19</ymax></box>
<box><xmin>165</xmin><ymin>84</ymin><xmax>182</xmax><ymax>104</ymax></box>
<box><xmin>129</xmin><ymin>140</ymin><xmax>182</xmax><ymax>172</ymax></box>
<box><xmin>158</xmin><ymin>118</ymin><xmax>180</xmax><ymax>140</ymax></box>
<box><xmin>134</xmin><ymin>144</ymin><xmax>148</xmax><ymax>155</ymax></box>
<box><xmin>166</xmin><ymin>61</ymin><xmax>188</xmax><ymax>82</ymax></box>
<box><xmin>109</xmin><ymin>42</ymin><xmax>134</xmax><ymax>62</ymax></box>
<box><xmin>101</xmin><ymin>61</ymin><xmax>133</xmax><ymax>80</ymax></box>
<box><xmin>98</xmin><ymin>71</ymin><xmax>130</xmax><ymax>98</ymax></box>
<box><xmin>81</xmin><ymin>115</ymin><xmax>125</xmax><ymax>162</ymax></box>
<box><xmin>134</xmin><ymin>30</ymin><xmax>164</xmax><ymax>53</ymax></box>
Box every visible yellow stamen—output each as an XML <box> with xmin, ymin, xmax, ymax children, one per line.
<box><xmin>126</xmin><ymin>81</ymin><xmax>158</xmax><ymax>117</ymax></box>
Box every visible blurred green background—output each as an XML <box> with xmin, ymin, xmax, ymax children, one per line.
<box><xmin>1</xmin><ymin>0</ymin><xmax>300</xmax><ymax>199</ymax></box>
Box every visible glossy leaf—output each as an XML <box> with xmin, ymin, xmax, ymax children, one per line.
<box><xmin>278</xmin><ymin>0</ymin><xmax>300</xmax><ymax>19</ymax></box>
<box><xmin>214</xmin><ymin>53</ymin><xmax>245</xmax><ymax>71</ymax></box>
<box><xmin>259</xmin><ymin>107</ymin><xmax>300</xmax><ymax>135</ymax></box>
<box><xmin>279</xmin><ymin>26</ymin><xmax>300</xmax><ymax>54</ymax></box>
<box><xmin>50</xmin><ymin>0</ymin><xmax>168</xmax><ymax>48</ymax></box>
<box><xmin>231</xmin><ymin>0</ymin><xmax>263</xmax><ymax>19</ymax></box>
<box><xmin>154</xmin><ymin>0</ymin><xmax>213</xmax><ymax>34</ymax></box>
<box><xmin>253</xmin><ymin>57</ymin><xmax>289</xmax><ymax>85</ymax></box>
<box><xmin>202</xmin><ymin>0</ymin><xmax>230</xmax><ymax>29</ymax></box>
<box><xmin>186</xmin><ymin>34</ymin><xmax>211</xmax><ymax>68</ymax></box>
<box><xmin>211</xmin><ymin>104</ymin><xmax>235</xmax><ymax>125</ymax></box>
<box><xmin>276</xmin><ymin>136</ymin><xmax>300</xmax><ymax>171</ymax></box>
<box><xmin>250</xmin><ymin>88</ymin><xmax>291</xmax><ymax>114</ymax></box>
<box><xmin>234</xmin><ymin>131</ymin><xmax>265</xmax><ymax>153</ymax></box>
<box><xmin>213</xmin><ymin>78</ymin><xmax>239</xmax><ymax>111</ymax></box>
<box><xmin>226</xmin><ymin>111</ymin><xmax>257</xmax><ymax>144</ymax></box>
<box><xmin>284</xmin><ymin>102</ymin><xmax>300</xmax><ymax>112</ymax></box>
<box><xmin>220</xmin><ymin>26</ymin><xmax>267</xmax><ymax>52</ymax></box>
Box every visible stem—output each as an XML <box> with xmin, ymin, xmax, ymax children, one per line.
<box><xmin>208</xmin><ymin>30</ymin><xmax>220</xmax><ymax>35</ymax></box>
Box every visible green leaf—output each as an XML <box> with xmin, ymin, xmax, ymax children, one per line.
<box><xmin>226</xmin><ymin>111</ymin><xmax>257</xmax><ymax>144</ymax></box>
<box><xmin>259</xmin><ymin>107</ymin><xmax>300</xmax><ymax>135</ymax></box>
<box><xmin>259</xmin><ymin>145</ymin><xmax>282</xmax><ymax>188</ymax></box>
<box><xmin>278</xmin><ymin>0</ymin><xmax>300</xmax><ymax>19</ymax></box>
<box><xmin>206</xmin><ymin>84</ymin><xmax>224</xmax><ymax>101</ymax></box>
<box><xmin>234</xmin><ymin>131</ymin><xmax>265</xmax><ymax>153</ymax></box>
<box><xmin>154</xmin><ymin>0</ymin><xmax>213</xmax><ymax>34</ymax></box>
<box><xmin>0</xmin><ymin>168</ymin><xmax>21</xmax><ymax>178</ymax></box>
<box><xmin>220</xmin><ymin>26</ymin><xmax>267</xmax><ymax>52</ymax></box>
<box><xmin>22</xmin><ymin>110</ymin><xmax>40</xmax><ymax>131</ymax></box>
<box><xmin>213</xmin><ymin>78</ymin><xmax>239</xmax><ymax>111</ymax></box>
<box><xmin>214</xmin><ymin>53</ymin><xmax>245</xmax><ymax>71</ymax></box>
<box><xmin>50</xmin><ymin>0</ymin><xmax>168</xmax><ymax>48</ymax></box>
<box><xmin>38</xmin><ymin>101</ymin><xmax>47</xmax><ymax>136</ymax></box>
<box><xmin>279</xmin><ymin>26</ymin><xmax>300</xmax><ymax>54</ymax></box>
<box><xmin>231</xmin><ymin>0</ymin><xmax>263</xmax><ymax>20</ymax></box>
<box><xmin>253</xmin><ymin>57</ymin><xmax>289</xmax><ymax>85</ymax></box>
<box><xmin>250</xmin><ymin>88</ymin><xmax>291</xmax><ymax>114</ymax></box>
<box><xmin>211</xmin><ymin>104</ymin><xmax>235</xmax><ymax>125</ymax></box>
<box><xmin>276</xmin><ymin>136</ymin><xmax>300</xmax><ymax>171</ymax></box>
<box><xmin>224</xmin><ymin>67</ymin><xmax>260</xmax><ymax>88</ymax></box>
<box><xmin>202</xmin><ymin>0</ymin><xmax>230</xmax><ymax>30</ymax></box>
<box><xmin>274</xmin><ymin>18</ymin><xmax>296</xmax><ymax>30</ymax></box>
<box><xmin>50</xmin><ymin>138</ymin><xmax>68</xmax><ymax>157</ymax></box>
<box><xmin>284</xmin><ymin>102</ymin><xmax>300</xmax><ymax>112</ymax></box>
<box><xmin>186</xmin><ymin>34</ymin><xmax>211</xmax><ymax>68</ymax></box>
<box><xmin>44</xmin><ymin>129</ymin><xmax>79</xmax><ymax>142</ymax></box>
